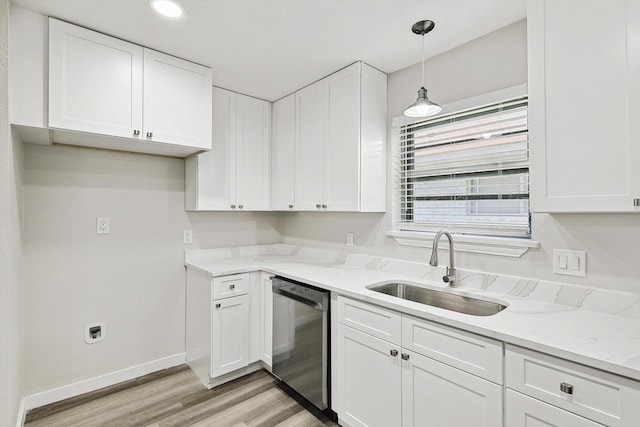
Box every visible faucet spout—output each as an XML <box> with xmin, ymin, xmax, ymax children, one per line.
<box><xmin>429</xmin><ymin>230</ymin><xmax>456</xmax><ymax>286</ymax></box>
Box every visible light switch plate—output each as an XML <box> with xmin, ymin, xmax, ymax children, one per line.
<box><xmin>183</xmin><ymin>229</ymin><xmax>193</xmax><ymax>244</ymax></box>
<box><xmin>553</xmin><ymin>249</ymin><xmax>586</xmax><ymax>277</ymax></box>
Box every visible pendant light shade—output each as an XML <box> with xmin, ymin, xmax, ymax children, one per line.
<box><xmin>404</xmin><ymin>20</ymin><xmax>441</xmax><ymax>118</ymax></box>
<box><xmin>404</xmin><ymin>87</ymin><xmax>441</xmax><ymax>117</ymax></box>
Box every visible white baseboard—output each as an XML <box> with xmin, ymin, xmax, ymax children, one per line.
<box><xmin>23</xmin><ymin>353</ymin><xmax>185</xmax><ymax>412</ymax></box>
<box><xmin>15</xmin><ymin>397</ymin><xmax>27</xmax><ymax>427</ymax></box>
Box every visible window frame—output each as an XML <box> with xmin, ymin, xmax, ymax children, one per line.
<box><xmin>387</xmin><ymin>84</ymin><xmax>539</xmax><ymax>257</ymax></box>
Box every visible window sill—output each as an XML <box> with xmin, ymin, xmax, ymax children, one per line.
<box><xmin>386</xmin><ymin>230</ymin><xmax>539</xmax><ymax>258</ymax></box>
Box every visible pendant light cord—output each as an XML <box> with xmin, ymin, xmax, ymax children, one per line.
<box><xmin>421</xmin><ymin>33</ymin><xmax>425</xmax><ymax>88</ymax></box>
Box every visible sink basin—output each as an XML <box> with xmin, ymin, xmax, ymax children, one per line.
<box><xmin>367</xmin><ymin>282</ymin><xmax>506</xmax><ymax>316</ymax></box>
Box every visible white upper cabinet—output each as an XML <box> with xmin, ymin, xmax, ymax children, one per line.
<box><xmin>185</xmin><ymin>87</ymin><xmax>271</xmax><ymax>211</ymax></box>
<box><xmin>294</xmin><ymin>62</ymin><xmax>387</xmax><ymax>212</ymax></box>
<box><xmin>143</xmin><ymin>49</ymin><xmax>212</xmax><ymax>150</ymax></box>
<box><xmin>47</xmin><ymin>18</ymin><xmax>211</xmax><ymax>157</ymax></box>
<box><xmin>528</xmin><ymin>0</ymin><xmax>640</xmax><ymax>212</ymax></box>
<box><xmin>49</xmin><ymin>18</ymin><xmax>144</xmax><ymax>139</ymax></box>
<box><xmin>271</xmin><ymin>94</ymin><xmax>296</xmax><ymax>210</ymax></box>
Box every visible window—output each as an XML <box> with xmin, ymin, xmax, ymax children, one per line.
<box><xmin>396</xmin><ymin>95</ymin><xmax>529</xmax><ymax>238</ymax></box>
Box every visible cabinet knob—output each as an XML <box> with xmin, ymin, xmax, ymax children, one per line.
<box><xmin>401</xmin><ymin>353</ymin><xmax>410</xmax><ymax>361</ymax></box>
<box><xmin>390</xmin><ymin>349</ymin><xmax>398</xmax><ymax>357</ymax></box>
<box><xmin>133</xmin><ymin>129</ymin><xmax>140</xmax><ymax>136</ymax></box>
<box><xmin>229</xmin><ymin>284</ymin><xmax>235</xmax><ymax>290</ymax></box>
<box><xmin>146</xmin><ymin>131</ymin><xmax>153</xmax><ymax>138</ymax></box>
<box><xmin>316</xmin><ymin>204</ymin><xmax>321</xmax><ymax>209</ymax></box>
<box><xmin>238</xmin><ymin>205</ymin><xmax>243</xmax><ymax>209</ymax></box>
<box><xmin>322</xmin><ymin>204</ymin><xmax>327</xmax><ymax>209</ymax></box>
<box><xmin>231</xmin><ymin>205</ymin><xmax>236</xmax><ymax>209</ymax></box>
<box><xmin>215</xmin><ymin>303</ymin><xmax>221</xmax><ymax>308</ymax></box>
<box><xmin>560</xmin><ymin>382</ymin><xmax>573</xmax><ymax>395</ymax></box>
<box><xmin>288</xmin><ymin>204</ymin><xmax>294</xmax><ymax>209</ymax></box>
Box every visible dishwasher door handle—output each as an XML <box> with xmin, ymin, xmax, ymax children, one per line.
<box><xmin>272</xmin><ymin>287</ymin><xmax>326</xmax><ymax>311</ymax></box>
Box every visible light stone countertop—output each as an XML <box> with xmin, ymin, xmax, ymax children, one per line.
<box><xmin>185</xmin><ymin>244</ymin><xmax>640</xmax><ymax>382</ymax></box>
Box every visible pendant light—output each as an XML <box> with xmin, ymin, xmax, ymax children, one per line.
<box><xmin>404</xmin><ymin>20</ymin><xmax>441</xmax><ymax>118</ymax></box>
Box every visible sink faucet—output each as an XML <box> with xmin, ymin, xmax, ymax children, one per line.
<box><xmin>429</xmin><ymin>230</ymin><xmax>456</xmax><ymax>286</ymax></box>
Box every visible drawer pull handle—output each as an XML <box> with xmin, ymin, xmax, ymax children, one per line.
<box><xmin>316</xmin><ymin>204</ymin><xmax>321</xmax><ymax>209</ymax></box>
<box><xmin>215</xmin><ymin>303</ymin><xmax>221</xmax><ymax>308</ymax></box>
<box><xmin>229</xmin><ymin>284</ymin><xmax>235</xmax><ymax>290</ymax></box>
<box><xmin>146</xmin><ymin>131</ymin><xmax>153</xmax><ymax>138</ymax></box>
<box><xmin>401</xmin><ymin>353</ymin><xmax>410</xmax><ymax>361</ymax></box>
<box><xmin>390</xmin><ymin>349</ymin><xmax>398</xmax><ymax>357</ymax></box>
<box><xmin>133</xmin><ymin>129</ymin><xmax>140</xmax><ymax>136</ymax></box>
<box><xmin>560</xmin><ymin>382</ymin><xmax>573</xmax><ymax>395</ymax></box>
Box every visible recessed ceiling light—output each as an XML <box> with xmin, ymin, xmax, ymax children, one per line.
<box><xmin>150</xmin><ymin>0</ymin><xmax>184</xmax><ymax>19</ymax></box>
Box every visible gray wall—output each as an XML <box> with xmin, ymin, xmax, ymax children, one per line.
<box><xmin>283</xmin><ymin>20</ymin><xmax>640</xmax><ymax>295</ymax></box>
<box><xmin>21</xmin><ymin>143</ymin><xmax>283</xmax><ymax>395</ymax></box>
<box><xmin>1</xmin><ymin>0</ymin><xmax>24</xmax><ymax>423</ymax></box>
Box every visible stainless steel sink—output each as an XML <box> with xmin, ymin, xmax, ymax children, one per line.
<box><xmin>367</xmin><ymin>282</ymin><xmax>506</xmax><ymax>316</ymax></box>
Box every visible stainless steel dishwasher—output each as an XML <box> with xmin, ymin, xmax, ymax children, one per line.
<box><xmin>272</xmin><ymin>276</ymin><xmax>329</xmax><ymax>411</ymax></box>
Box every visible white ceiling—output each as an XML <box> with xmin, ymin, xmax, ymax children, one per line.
<box><xmin>11</xmin><ymin>0</ymin><xmax>526</xmax><ymax>101</ymax></box>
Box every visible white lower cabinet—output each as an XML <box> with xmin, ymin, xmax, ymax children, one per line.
<box><xmin>506</xmin><ymin>390</ymin><xmax>605</xmax><ymax>427</ymax></box>
<box><xmin>337</xmin><ymin>325</ymin><xmax>402</xmax><ymax>427</ymax></box>
<box><xmin>506</xmin><ymin>345</ymin><xmax>640</xmax><ymax>427</ymax></box>
<box><xmin>211</xmin><ymin>294</ymin><xmax>250</xmax><ymax>377</ymax></box>
<box><xmin>259</xmin><ymin>272</ymin><xmax>273</xmax><ymax>368</ymax></box>
<box><xmin>186</xmin><ymin>269</ymin><xmax>261</xmax><ymax>388</ymax></box>
<box><xmin>336</xmin><ymin>296</ymin><xmax>503</xmax><ymax>427</ymax></box>
<box><xmin>402</xmin><ymin>349</ymin><xmax>502</xmax><ymax>427</ymax></box>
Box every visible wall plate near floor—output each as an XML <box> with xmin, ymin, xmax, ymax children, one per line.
<box><xmin>85</xmin><ymin>322</ymin><xmax>105</xmax><ymax>344</ymax></box>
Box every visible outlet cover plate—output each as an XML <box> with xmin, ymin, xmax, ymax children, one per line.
<box><xmin>96</xmin><ymin>217</ymin><xmax>110</xmax><ymax>235</ymax></box>
<box><xmin>85</xmin><ymin>322</ymin><xmax>105</xmax><ymax>344</ymax></box>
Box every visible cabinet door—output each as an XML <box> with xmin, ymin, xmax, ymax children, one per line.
<box><xmin>295</xmin><ymin>81</ymin><xmax>325</xmax><ymax>211</ymax></box>
<box><xmin>143</xmin><ymin>49</ymin><xmax>212</xmax><ymax>149</ymax></box>
<box><xmin>236</xmin><ymin>94</ymin><xmax>271</xmax><ymax>210</ymax></box>
<box><xmin>324</xmin><ymin>63</ymin><xmax>361</xmax><ymax>211</ymax></box>
<box><xmin>336</xmin><ymin>324</ymin><xmax>401</xmax><ymax>427</ymax></box>
<box><xmin>48</xmin><ymin>18</ymin><xmax>143</xmax><ymax>138</ymax></box>
<box><xmin>402</xmin><ymin>350</ymin><xmax>502</xmax><ymax>427</ymax></box>
<box><xmin>211</xmin><ymin>294</ymin><xmax>249</xmax><ymax>378</ymax></box>
<box><xmin>193</xmin><ymin>87</ymin><xmax>236</xmax><ymax>210</ymax></box>
<box><xmin>528</xmin><ymin>0</ymin><xmax>640</xmax><ymax>212</ymax></box>
<box><xmin>506</xmin><ymin>390</ymin><xmax>604</xmax><ymax>427</ymax></box>
<box><xmin>272</xmin><ymin>94</ymin><xmax>296</xmax><ymax>210</ymax></box>
<box><xmin>259</xmin><ymin>273</ymin><xmax>273</xmax><ymax>367</ymax></box>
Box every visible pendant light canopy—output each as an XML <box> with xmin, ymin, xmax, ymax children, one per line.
<box><xmin>404</xmin><ymin>20</ymin><xmax>441</xmax><ymax>118</ymax></box>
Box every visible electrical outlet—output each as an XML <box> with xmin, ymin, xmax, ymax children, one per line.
<box><xmin>85</xmin><ymin>322</ymin><xmax>105</xmax><ymax>344</ymax></box>
<box><xmin>346</xmin><ymin>232</ymin><xmax>354</xmax><ymax>247</ymax></box>
<box><xmin>183</xmin><ymin>229</ymin><xmax>193</xmax><ymax>244</ymax></box>
<box><xmin>96</xmin><ymin>217</ymin><xmax>110</xmax><ymax>235</ymax></box>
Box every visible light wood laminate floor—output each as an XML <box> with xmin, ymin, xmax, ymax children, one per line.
<box><xmin>24</xmin><ymin>365</ymin><xmax>339</xmax><ymax>427</ymax></box>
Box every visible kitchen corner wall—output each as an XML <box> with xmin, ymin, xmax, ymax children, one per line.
<box><xmin>1</xmin><ymin>0</ymin><xmax>24</xmax><ymax>423</ymax></box>
<box><xmin>21</xmin><ymin>143</ymin><xmax>282</xmax><ymax>395</ymax></box>
<box><xmin>283</xmin><ymin>19</ymin><xmax>640</xmax><ymax>296</ymax></box>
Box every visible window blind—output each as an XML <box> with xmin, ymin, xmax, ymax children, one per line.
<box><xmin>397</xmin><ymin>96</ymin><xmax>530</xmax><ymax>237</ymax></box>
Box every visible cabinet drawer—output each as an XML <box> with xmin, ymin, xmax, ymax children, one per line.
<box><xmin>212</xmin><ymin>273</ymin><xmax>250</xmax><ymax>300</ymax></box>
<box><xmin>402</xmin><ymin>315</ymin><xmax>503</xmax><ymax>384</ymax></box>
<box><xmin>506</xmin><ymin>345</ymin><xmax>640</xmax><ymax>427</ymax></box>
<box><xmin>337</xmin><ymin>296</ymin><xmax>401</xmax><ymax>344</ymax></box>
<box><xmin>506</xmin><ymin>389</ymin><xmax>604</xmax><ymax>427</ymax></box>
